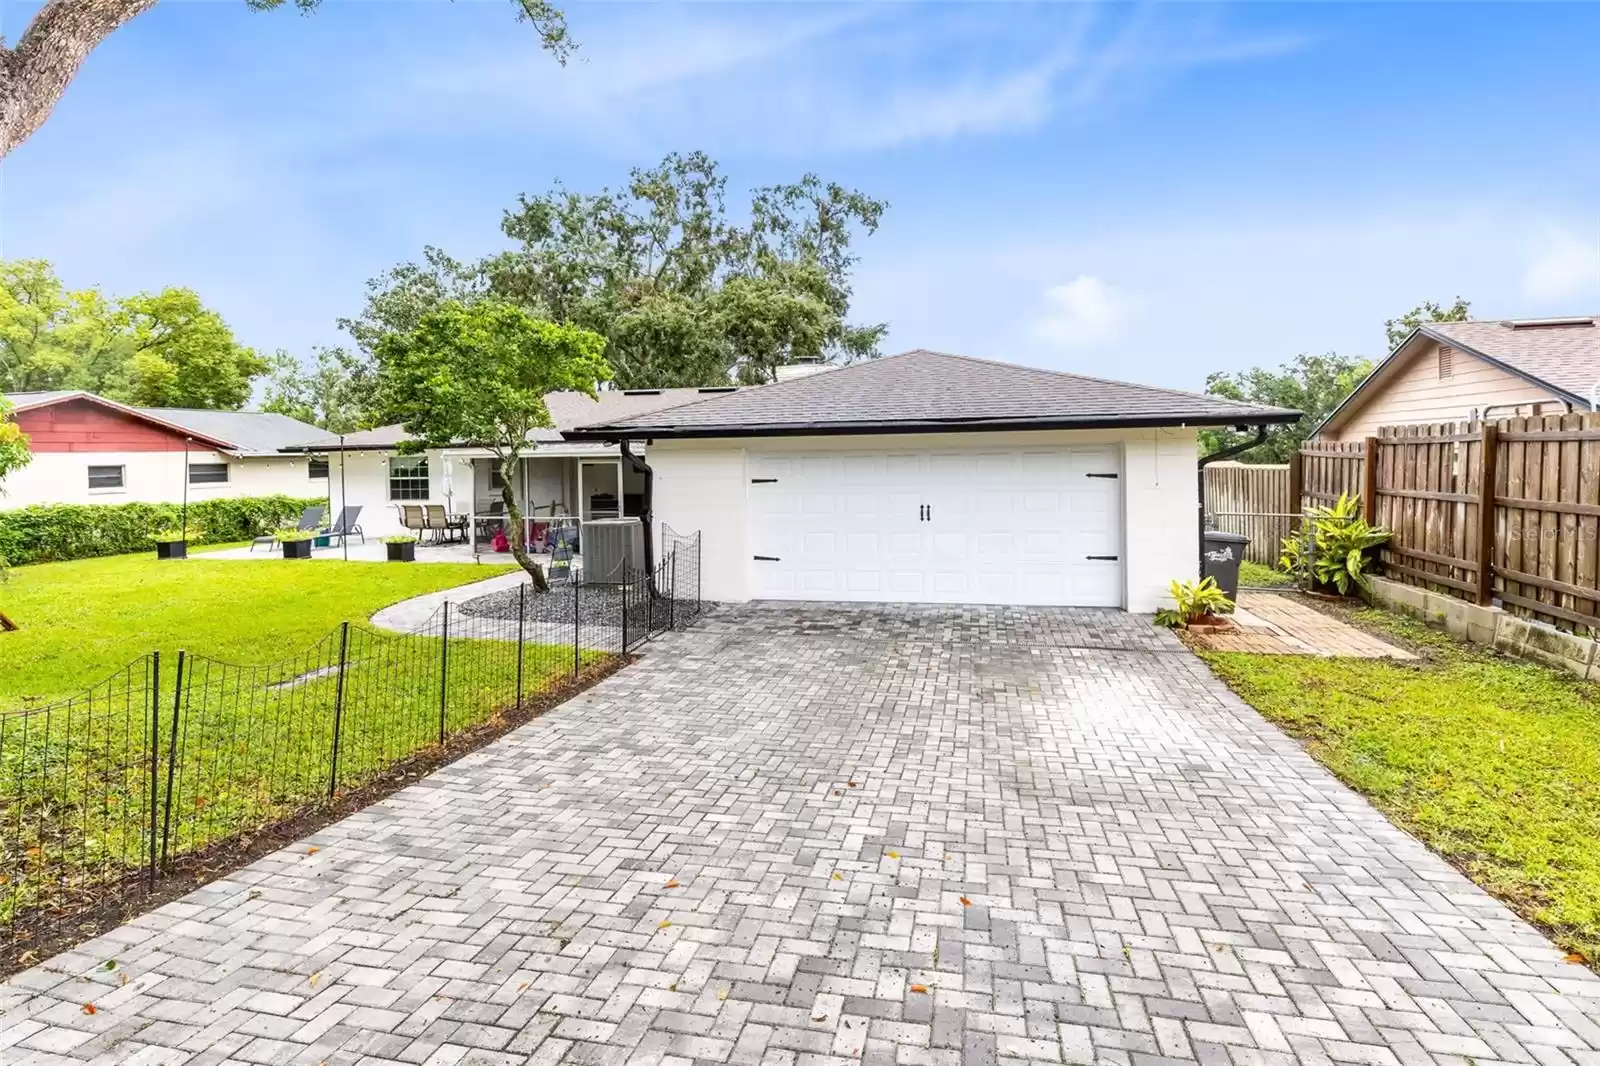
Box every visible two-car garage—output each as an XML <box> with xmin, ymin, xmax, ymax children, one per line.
<box><xmin>566</xmin><ymin>350</ymin><xmax>1299</xmax><ymax>614</ymax></box>
<box><xmin>746</xmin><ymin>445</ymin><xmax>1123</xmax><ymax>607</ymax></box>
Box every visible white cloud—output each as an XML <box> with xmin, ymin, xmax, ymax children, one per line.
<box><xmin>1522</xmin><ymin>229</ymin><xmax>1600</xmax><ymax>304</ymax></box>
<box><xmin>1033</xmin><ymin>276</ymin><xmax>1128</xmax><ymax>349</ymax></box>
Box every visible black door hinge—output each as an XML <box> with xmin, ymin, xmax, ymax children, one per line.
<box><xmin>1086</xmin><ymin>472</ymin><xmax>1118</xmax><ymax>479</ymax></box>
<box><xmin>1086</xmin><ymin>555</ymin><xmax>1120</xmax><ymax>561</ymax></box>
<box><xmin>753</xmin><ymin>555</ymin><xmax>780</xmax><ymax>561</ymax></box>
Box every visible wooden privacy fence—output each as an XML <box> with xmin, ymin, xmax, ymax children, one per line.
<box><xmin>1202</xmin><ymin>462</ymin><xmax>1291</xmax><ymax>564</ymax></box>
<box><xmin>1291</xmin><ymin>413</ymin><xmax>1600</xmax><ymax>635</ymax></box>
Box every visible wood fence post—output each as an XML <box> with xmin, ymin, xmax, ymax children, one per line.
<box><xmin>1287</xmin><ymin>450</ymin><xmax>1304</xmax><ymax>534</ymax></box>
<box><xmin>1362</xmin><ymin>437</ymin><xmax>1379</xmax><ymax>525</ymax></box>
<box><xmin>1476</xmin><ymin>423</ymin><xmax>1499</xmax><ymax>606</ymax></box>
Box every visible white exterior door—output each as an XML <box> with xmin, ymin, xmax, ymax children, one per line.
<box><xmin>748</xmin><ymin>444</ymin><xmax>1123</xmax><ymax>607</ymax></box>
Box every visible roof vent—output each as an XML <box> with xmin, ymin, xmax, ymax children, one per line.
<box><xmin>622</xmin><ymin>389</ymin><xmax>663</xmax><ymax>396</ymax></box>
<box><xmin>697</xmin><ymin>386</ymin><xmax>738</xmax><ymax>394</ymax></box>
<box><xmin>1505</xmin><ymin>317</ymin><xmax>1597</xmax><ymax>330</ymax></box>
<box><xmin>774</xmin><ymin>359</ymin><xmax>836</xmax><ymax>383</ymax></box>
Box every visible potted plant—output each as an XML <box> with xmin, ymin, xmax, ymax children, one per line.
<box><xmin>382</xmin><ymin>534</ymin><xmax>417</xmax><ymax>562</ymax></box>
<box><xmin>276</xmin><ymin>527</ymin><xmax>317</xmax><ymax>559</ymax></box>
<box><xmin>1279</xmin><ymin>492</ymin><xmax>1392</xmax><ymax>596</ymax></box>
<box><xmin>152</xmin><ymin>528</ymin><xmax>194</xmax><ymax>560</ymax></box>
<box><xmin>1154</xmin><ymin>577</ymin><xmax>1236</xmax><ymax>630</ymax></box>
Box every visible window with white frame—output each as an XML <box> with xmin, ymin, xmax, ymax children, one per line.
<box><xmin>389</xmin><ymin>457</ymin><xmax>429</xmax><ymax>500</ymax></box>
<box><xmin>309</xmin><ymin>458</ymin><xmax>330</xmax><ymax>479</ymax></box>
<box><xmin>87</xmin><ymin>465</ymin><xmax>125</xmax><ymax>491</ymax></box>
<box><xmin>188</xmin><ymin>463</ymin><xmax>229</xmax><ymax>485</ymax></box>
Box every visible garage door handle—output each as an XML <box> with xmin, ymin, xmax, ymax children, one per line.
<box><xmin>753</xmin><ymin>555</ymin><xmax>780</xmax><ymax>562</ymax></box>
<box><xmin>1086</xmin><ymin>473</ymin><xmax>1118</xmax><ymax>479</ymax></box>
<box><xmin>1086</xmin><ymin>555</ymin><xmax>1119</xmax><ymax>561</ymax></box>
<box><xmin>751</xmin><ymin>478</ymin><xmax>777</xmax><ymax>484</ymax></box>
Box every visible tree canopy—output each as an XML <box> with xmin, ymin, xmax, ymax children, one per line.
<box><xmin>1384</xmin><ymin>297</ymin><xmax>1471</xmax><ymax>352</ymax></box>
<box><xmin>0</xmin><ymin>0</ymin><xmax>570</xmax><ymax>159</ymax></box>
<box><xmin>1199</xmin><ymin>352</ymin><xmax>1375</xmax><ymax>463</ymax></box>
<box><xmin>375</xmin><ymin>301</ymin><xmax>610</xmax><ymax>588</ymax></box>
<box><xmin>340</xmin><ymin>152</ymin><xmax>886</xmax><ymax>398</ymax></box>
<box><xmin>0</xmin><ymin>260</ymin><xmax>265</xmax><ymax>409</ymax></box>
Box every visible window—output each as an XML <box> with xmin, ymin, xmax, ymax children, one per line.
<box><xmin>188</xmin><ymin>463</ymin><xmax>229</xmax><ymax>485</ymax></box>
<box><xmin>309</xmin><ymin>458</ymin><xmax>330</xmax><ymax>479</ymax></box>
<box><xmin>489</xmin><ymin>466</ymin><xmax>505</xmax><ymax>491</ymax></box>
<box><xmin>1438</xmin><ymin>345</ymin><xmax>1454</xmax><ymax>380</ymax></box>
<box><xmin>389</xmin><ymin>457</ymin><xmax>429</xmax><ymax>501</ymax></box>
<box><xmin>87</xmin><ymin>465</ymin><xmax>125</xmax><ymax>491</ymax></box>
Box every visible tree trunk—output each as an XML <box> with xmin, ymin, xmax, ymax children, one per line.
<box><xmin>500</xmin><ymin>455</ymin><xmax>549</xmax><ymax>592</ymax></box>
<box><xmin>0</xmin><ymin>610</ymin><xmax>17</xmax><ymax>632</ymax></box>
<box><xmin>0</xmin><ymin>0</ymin><xmax>159</xmax><ymax>159</ymax></box>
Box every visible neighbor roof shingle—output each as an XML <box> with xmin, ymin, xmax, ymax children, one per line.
<box><xmin>1421</xmin><ymin>318</ymin><xmax>1600</xmax><ymax>401</ymax></box>
<box><xmin>567</xmin><ymin>350</ymin><xmax>1299</xmax><ymax>438</ymax></box>
<box><xmin>130</xmin><ymin>407</ymin><xmax>328</xmax><ymax>455</ymax></box>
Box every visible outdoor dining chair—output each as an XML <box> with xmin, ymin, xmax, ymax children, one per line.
<box><xmin>251</xmin><ymin>504</ymin><xmax>324</xmax><ymax>551</ymax></box>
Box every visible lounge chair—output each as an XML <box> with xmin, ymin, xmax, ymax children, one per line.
<box><xmin>425</xmin><ymin>504</ymin><xmax>466</xmax><ymax>544</ymax></box>
<box><xmin>251</xmin><ymin>505</ymin><xmax>324</xmax><ymax>552</ymax></box>
<box><xmin>323</xmin><ymin>505</ymin><xmax>365</xmax><ymax>547</ymax></box>
<box><xmin>398</xmin><ymin>504</ymin><xmax>426</xmax><ymax>538</ymax></box>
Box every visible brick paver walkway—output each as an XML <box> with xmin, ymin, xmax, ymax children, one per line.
<box><xmin>2</xmin><ymin>603</ymin><xmax>1594</xmax><ymax>1066</ymax></box>
<box><xmin>1184</xmin><ymin>593</ymin><xmax>1415</xmax><ymax>659</ymax></box>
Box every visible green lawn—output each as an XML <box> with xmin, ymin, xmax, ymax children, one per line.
<box><xmin>1238</xmin><ymin>559</ymin><xmax>1294</xmax><ymax>588</ymax></box>
<box><xmin>0</xmin><ymin>550</ymin><xmax>607</xmax><ymax>929</ymax></box>
<box><xmin>0</xmin><ymin>551</ymin><xmax>517</xmax><ymax>702</ymax></box>
<box><xmin>1202</xmin><ymin>605</ymin><xmax>1600</xmax><ymax>963</ymax></box>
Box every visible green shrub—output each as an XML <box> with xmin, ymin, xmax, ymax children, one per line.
<box><xmin>0</xmin><ymin>495</ymin><xmax>328</xmax><ymax>565</ymax></box>
<box><xmin>1154</xmin><ymin>576</ymin><xmax>1235</xmax><ymax>628</ymax></box>
<box><xmin>1279</xmin><ymin>492</ymin><xmax>1392</xmax><ymax>595</ymax></box>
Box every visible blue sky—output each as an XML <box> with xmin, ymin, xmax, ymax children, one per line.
<box><xmin>3</xmin><ymin>1</ymin><xmax>1598</xmax><ymax>392</ymax></box>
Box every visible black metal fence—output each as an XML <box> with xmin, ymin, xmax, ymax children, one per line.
<box><xmin>1</xmin><ymin>534</ymin><xmax>703</xmax><ymax>970</ymax></box>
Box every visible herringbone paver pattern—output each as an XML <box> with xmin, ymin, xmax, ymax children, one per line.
<box><xmin>2</xmin><ymin>603</ymin><xmax>1595</xmax><ymax>1066</ymax></box>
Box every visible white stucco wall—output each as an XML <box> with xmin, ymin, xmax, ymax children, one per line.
<box><xmin>647</xmin><ymin>427</ymin><xmax>1201</xmax><ymax>613</ymax></box>
<box><xmin>0</xmin><ymin>450</ymin><xmax>326</xmax><ymax>509</ymax></box>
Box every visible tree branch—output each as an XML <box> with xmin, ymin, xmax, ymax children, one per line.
<box><xmin>0</xmin><ymin>0</ymin><xmax>159</xmax><ymax>158</ymax></box>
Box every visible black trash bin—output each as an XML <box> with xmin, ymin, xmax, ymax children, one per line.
<box><xmin>1202</xmin><ymin>530</ymin><xmax>1250</xmax><ymax>599</ymax></box>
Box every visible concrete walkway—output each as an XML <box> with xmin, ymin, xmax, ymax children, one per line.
<box><xmin>1</xmin><ymin>604</ymin><xmax>1593</xmax><ymax>1065</ymax></box>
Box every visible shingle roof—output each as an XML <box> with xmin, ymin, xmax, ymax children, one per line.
<box><xmin>1421</xmin><ymin>318</ymin><xmax>1600</xmax><ymax>401</ymax></box>
<box><xmin>3</xmin><ymin>391</ymin><xmax>81</xmax><ymax>410</ymax></box>
<box><xmin>292</xmin><ymin>387</ymin><xmax>741</xmax><ymax>451</ymax></box>
<box><xmin>567</xmin><ymin>350</ymin><xmax>1300</xmax><ymax>439</ymax></box>
<box><xmin>131</xmin><ymin>407</ymin><xmax>328</xmax><ymax>455</ymax></box>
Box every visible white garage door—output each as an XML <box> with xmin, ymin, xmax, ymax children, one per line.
<box><xmin>748</xmin><ymin>444</ymin><xmax>1123</xmax><ymax>607</ymax></box>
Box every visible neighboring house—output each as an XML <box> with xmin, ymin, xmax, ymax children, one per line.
<box><xmin>0</xmin><ymin>391</ymin><xmax>329</xmax><ymax>508</ymax></box>
<box><xmin>1316</xmin><ymin>316</ymin><xmax>1600</xmax><ymax>441</ymax></box>
<box><xmin>567</xmin><ymin>350</ymin><xmax>1297</xmax><ymax>613</ymax></box>
<box><xmin>299</xmin><ymin>385</ymin><xmax>749</xmax><ymax>539</ymax></box>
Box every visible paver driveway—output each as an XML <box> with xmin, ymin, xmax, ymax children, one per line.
<box><xmin>3</xmin><ymin>603</ymin><xmax>1597</xmax><ymax>1066</ymax></box>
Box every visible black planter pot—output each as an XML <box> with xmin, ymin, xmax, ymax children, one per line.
<box><xmin>281</xmin><ymin>539</ymin><xmax>313</xmax><ymax>559</ymax></box>
<box><xmin>386</xmin><ymin>541</ymin><xmax>416</xmax><ymax>562</ymax></box>
<box><xmin>155</xmin><ymin>540</ymin><xmax>187</xmax><ymax>560</ymax></box>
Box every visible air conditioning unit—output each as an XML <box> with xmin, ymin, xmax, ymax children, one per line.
<box><xmin>582</xmin><ymin>518</ymin><xmax>644</xmax><ymax>584</ymax></box>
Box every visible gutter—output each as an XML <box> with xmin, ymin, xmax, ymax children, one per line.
<box><xmin>618</xmin><ymin>440</ymin><xmax>656</xmax><ymax>589</ymax></box>
<box><xmin>1196</xmin><ymin>425</ymin><xmax>1271</xmax><ymax>576</ymax></box>
<box><xmin>565</xmin><ymin>411</ymin><xmax>1300</xmax><ymax>443</ymax></box>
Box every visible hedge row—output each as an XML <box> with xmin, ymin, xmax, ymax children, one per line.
<box><xmin>0</xmin><ymin>495</ymin><xmax>330</xmax><ymax>566</ymax></box>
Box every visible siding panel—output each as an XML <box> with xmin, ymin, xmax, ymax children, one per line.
<box><xmin>1327</xmin><ymin>340</ymin><xmax>1562</xmax><ymax>440</ymax></box>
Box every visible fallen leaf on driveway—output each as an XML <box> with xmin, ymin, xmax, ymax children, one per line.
<box><xmin>658</xmin><ymin>919</ymin><xmax>672</xmax><ymax>929</ymax></box>
<box><xmin>664</xmin><ymin>881</ymin><xmax>680</xmax><ymax>889</ymax></box>
<box><xmin>886</xmin><ymin>850</ymin><xmax>899</xmax><ymax>860</ymax></box>
<box><xmin>958</xmin><ymin>897</ymin><xmax>972</xmax><ymax>907</ymax></box>
<box><xmin>1566</xmin><ymin>952</ymin><xmax>1587</xmax><ymax>963</ymax></box>
<box><xmin>306</xmin><ymin>846</ymin><xmax>320</xmax><ymax>855</ymax></box>
<box><xmin>909</xmin><ymin>984</ymin><xmax>928</xmax><ymax>994</ymax></box>
<box><xmin>831</xmin><ymin>872</ymin><xmax>843</xmax><ymax>881</ymax></box>
<box><xmin>81</xmin><ymin>1003</ymin><xmax>97</xmax><ymax>1015</ymax></box>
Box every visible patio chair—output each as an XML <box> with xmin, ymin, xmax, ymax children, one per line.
<box><xmin>425</xmin><ymin>504</ymin><xmax>465</xmax><ymax>545</ymax></box>
<box><xmin>323</xmin><ymin>505</ymin><xmax>365</xmax><ymax>547</ymax></box>
<box><xmin>251</xmin><ymin>505</ymin><xmax>324</xmax><ymax>552</ymax></box>
<box><xmin>398</xmin><ymin>505</ymin><xmax>426</xmax><ymax>538</ymax></box>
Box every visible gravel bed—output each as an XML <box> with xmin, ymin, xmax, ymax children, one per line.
<box><xmin>458</xmin><ymin>582</ymin><xmax>711</xmax><ymax>630</ymax></box>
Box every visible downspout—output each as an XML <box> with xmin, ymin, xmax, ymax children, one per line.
<box><xmin>1196</xmin><ymin>424</ymin><xmax>1270</xmax><ymax>574</ymax></box>
<box><xmin>618</xmin><ymin>439</ymin><xmax>655</xmax><ymax>590</ymax></box>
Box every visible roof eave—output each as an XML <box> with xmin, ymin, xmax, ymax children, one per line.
<box><xmin>564</xmin><ymin>410</ymin><xmax>1302</xmax><ymax>442</ymax></box>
